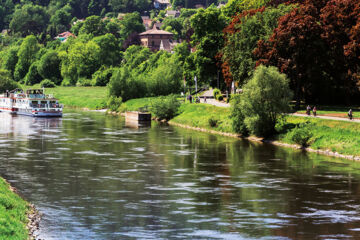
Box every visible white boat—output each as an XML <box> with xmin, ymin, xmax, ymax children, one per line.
<box><xmin>0</xmin><ymin>89</ymin><xmax>63</xmax><ymax>117</ymax></box>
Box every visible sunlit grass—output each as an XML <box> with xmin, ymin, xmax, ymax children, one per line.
<box><xmin>0</xmin><ymin>178</ymin><xmax>29</xmax><ymax>240</ymax></box>
<box><xmin>44</xmin><ymin>86</ymin><xmax>108</xmax><ymax>110</ymax></box>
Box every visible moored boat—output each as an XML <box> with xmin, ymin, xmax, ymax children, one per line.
<box><xmin>0</xmin><ymin>89</ymin><xmax>63</xmax><ymax>117</ymax></box>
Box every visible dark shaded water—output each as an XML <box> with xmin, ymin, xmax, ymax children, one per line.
<box><xmin>1</xmin><ymin>111</ymin><xmax>360</xmax><ymax>239</ymax></box>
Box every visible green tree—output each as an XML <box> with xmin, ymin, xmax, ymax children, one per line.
<box><xmin>119</xmin><ymin>12</ymin><xmax>145</xmax><ymax>46</ymax></box>
<box><xmin>48</xmin><ymin>5</ymin><xmax>72</xmax><ymax>37</ymax></box>
<box><xmin>109</xmin><ymin>0</ymin><xmax>151</xmax><ymax>12</ymax></box>
<box><xmin>222</xmin><ymin>5</ymin><xmax>293</xmax><ymax>86</ymax></box>
<box><xmin>0</xmin><ymin>69</ymin><xmax>19</xmax><ymax>92</ymax></box>
<box><xmin>9</xmin><ymin>4</ymin><xmax>49</xmax><ymax>36</ymax></box>
<box><xmin>93</xmin><ymin>33</ymin><xmax>122</xmax><ymax>66</ymax></box>
<box><xmin>190</xmin><ymin>6</ymin><xmax>226</xmax><ymax>86</ymax></box>
<box><xmin>24</xmin><ymin>62</ymin><xmax>42</xmax><ymax>85</ymax></box>
<box><xmin>239</xmin><ymin>65</ymin><xmax>292</xmax><ymax>136</ymax></box>
<box><xmin>1</xmin><ymin>46</ymin><xmax>19</xmax><ymax>77</ymax></box>
<box><xmin>37</xmin><ymin>50</ymin><xmax>62</xmax><ymax>84</ymax></box>
<box><xmin>79</xmin><ymin>15</ymin><xmax>106</xmax><ymax>36</ymax></box>
<box><xmin>14</xmin><ymin>35</ymin><xmax>40</xmax><ymax>82</ymax></box>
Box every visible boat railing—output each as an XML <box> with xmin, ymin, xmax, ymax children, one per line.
<box><xmin>30</xmin><ymin>104</ymin><xmax>62</xmax><ymax>109</ymax></box>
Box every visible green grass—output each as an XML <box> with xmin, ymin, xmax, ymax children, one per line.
<box><xmin>170</xmin><ymin>103</ymin><xmax>234</xmax><ymax>133</ymax></box>
<box><xmin>277</xmin><ymin>116</ymin><xmax>360</xmax><ymax>155</ymax></box>
<box><xmin>44</xmin><ymin>86</ymin><xmax>107</xmax><ymax>110</ymax></box>
<box><xmin>121</xmin><ymin>97</ymin><xmax>158</xmax><ymax>112</ymax></box>
<box><xmin>0</xmin><ymin>178</ymin><xmax>29</xmax><ymax>240</ymax></box>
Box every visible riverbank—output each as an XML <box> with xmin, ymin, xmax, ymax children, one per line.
<box><xmin>119</xmin><ymin>98</ymin><xmax>360</xmax><ymax>160</ymax></box>
<box><xmin>0</xmin><ymin>177</ymin><xmax>39</xmax><ymax>239</ymax></box>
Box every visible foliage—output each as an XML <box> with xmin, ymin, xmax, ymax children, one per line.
<box><xmin>37</xmin><ymin>50</ymin><xmax>62</xmax><ymax>84</ymax></box>
<box><xmin>91</xmin><ymin>66</ymin><xmax>114</xmax><ymax>86</ymax></box>
<box><xmin>14</xmin><ymin>35</ymin><xmax>40</xmax><ymax>82</ymax></box>
<box><xmin>255</xmin><ymin>0</ymin><xmax>360</xmax><ymax>106</ymax></box>
<box><xmin>9</xmin><ymin>4</ymin><xmax>49</xmax><ymax>36</ymax></box>
<box><xmin>230</xmin><ymin>94</ymin><xmax>248</xmax><ymax>135</ymax></box>
<box><xmin>208</xmin><ymin>116</ymin><xmax>220</xmax><ymax>127</ymax></box>
<box><xmin>40</xmin><ymin>79</ymin><xmax>56</xmax><ymax>88</ymax></box>
<box><xmin>221</xmin><ymin>5</ymin><xmax>293</xmax><ymax>86</ymax></box>
<box><xmin>107</xmin><ymin>96</ymin><xmax>122</xmax><ymax>112</ymax></box>
<box><xmin>213</xmin><ymin>88</ymin><xmax>221</xmax><ymax>98</ymax></box>
<box><xmin>0</xmin><ymin>69</ymin><xmax>19</xmax><ymax>92</ymax></box>
<box><xmin>239</xmin><ymin>65</ymin><xmax>292</xmax><ymax>136</ymax></box>
<box><xmin>189</xmin><ymin>6</ymin><xmax>226</xmax><ymax>86</ymax></box>
<box><xmin>289</xmin><ymin>122</ymin><xmax>313</xmax><ymax>147</ymax></box>
<box><xmin>1</xmin><ymin>46</ymin><xmax>19</xmax><ymax>76</ymax></box>
<box><xmin>151</xmin><ymin>95</ymin><xmax>181</xmax><ymax>120</ymax></box>
<box><xmin>24</xmin><ymin>62</ymin><xmax>42</xmax><ymax>85</ymax></box>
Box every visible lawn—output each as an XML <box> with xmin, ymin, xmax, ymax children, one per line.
<box><xmin>0</xmin><ymin>178</ymin><xmax>29</xmax><ymax>240</ymax></box>
<box><xmin>44</xmin><ymin>86</ymin><xmax>108</xmax><ymax>110</ymax></box>
<box><xmin>170</xmin><ymin>103</ymin><xmax>234</xmax><ymax>134</ymax></box>
<box><xmin>278</xmin><ymin>116</ymin><xmax>360</xmax><ymax>156</ymax></box>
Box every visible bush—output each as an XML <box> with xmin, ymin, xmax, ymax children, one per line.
<box><xmin>289</xmin><ymin>123</ymin><xmax>313</xmax><ymax>147</ymax></box>
<box><xmin>40</xmin><ymin>79</ymin><xmax>56</xmax><ymax>88</ymax></box>
<box><xmin>107</xmin><ymin>96</ymin><xmax>122</xmax><ymax>112</ymax></box>
<box><xmin>151</xmin><ymin>95</ymin><xmax>181</xmax><ymax>120</ymax></box>
<box><xmin>208</xmin><ymin>116</ymin><xmax>220</xmax><ymax>127</ymax></box>
<box><xmin>239</xmin><ymin>65</ymin><xmax>293</xmax><ymax>137</ymax></box>
<box><xmin>76</xmin><ymin>78</ymin><xmax>92</xmax><ymax>87</ymax></box>
<box><xmin>213</xmin><ymin>88</ymin><xmax>221</xmax><ymax>98</ymax></box>
<box><xmin>91</xmin><ymin>66</ymin><xmax>113</xmax><ymax>86</ymax></box>
<box><xmin>217</xmin><ymin>95</ymin><xmax>224</xmax><ymax>101</ymax></box>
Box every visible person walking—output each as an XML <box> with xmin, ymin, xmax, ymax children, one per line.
<box><xmin>348</xmin><ymin>109</ymin><xmax>353</xmax><ymax>120</ymax></box>
<box><xmin>313</xmin><ymin>106</ymin><xmax>317</xmax><ymax>117</ymax></box>
<box><xmin>204</xmin><ymin>96</ymin><xmax>207</xmax><ymax>103</ymax></box>
<box><xmin>306</xmin><ymin>105</ymin><xmax>311</xmax><ymax>115</ymax></box>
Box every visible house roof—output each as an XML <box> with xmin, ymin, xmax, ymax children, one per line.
<box><xmin>139</xmin><ymin>25</ymin><xmax>173</xmax><ymax>36</ymax></box>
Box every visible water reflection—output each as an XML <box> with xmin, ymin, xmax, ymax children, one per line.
<box><xmin>0</xmin><ymin>111</ymin><xmax>359</xmax><ymax>239</ymax></box>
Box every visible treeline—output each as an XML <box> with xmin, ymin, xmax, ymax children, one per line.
<box><xmin>0</xmin><ymin>0</ymin><xmax>359</xmax><ymax>107</ymax></box>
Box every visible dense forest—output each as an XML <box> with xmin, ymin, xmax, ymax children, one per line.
<box><xmin>0</xmin><ymin>0</ymin><xmax>359</xmax><ymax>106</ymax></box>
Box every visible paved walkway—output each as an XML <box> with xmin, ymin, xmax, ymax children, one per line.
<box><xmin>291</xmin><ymin>113</ymin><xmax>360</xmax><ymax>123</ymax></box>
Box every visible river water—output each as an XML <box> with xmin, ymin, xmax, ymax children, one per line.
<box><xmin>1</xmin><ymin>111</ymin><xmax>360</xmax><ymax>239</ymax></box>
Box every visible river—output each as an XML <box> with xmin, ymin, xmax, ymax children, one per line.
<box><xmin>0</xmin><ymin>111</ymin><xmax>360</xmax><ymax>239</ymax></box>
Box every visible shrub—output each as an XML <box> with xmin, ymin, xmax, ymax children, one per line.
<box><xmin>217</xmin><ymin>95</ymin><xmax>224</xmax><ymax>101</ymax></box>
<box><xmin>213</xmin><ymin>88</ymin><xmax>221</xmax><ymax>98</ymax></box>
<box><xmin>76</xmin><ymin>78</ymin><xmax>92</xmax><ymax>87</ymax></box>
<box><xmin>289</xmin><ymin>123</ymin><xmax>313</xmax><ymax>147</ymax></box>
<box><xmin>107</xmin><ymin>96</ymin><xmax>122</xmax><ymax>112</ymax></box>
<box><xmin>208</xmin><ymin>116</ymin><xmax>220</xmax><ymax>127</ymax></box>
<box><xmin>151</xmin><ymin>95</ymin><xmax>181</xmax><ymax>120</ymax></box>
<box><xmin>40</xmin><ymin>79</ymin><xmax>56</xmax><ymax>88</ymax></box>
<box><xmin>91</xmin><ymin>66</ymin><xmax>113</xmax><ymax>86</ymax></box>
<box><xmin>239</xmin><ymin>65</ymin><xmax>293</xmax><ymax>137</ymax></box>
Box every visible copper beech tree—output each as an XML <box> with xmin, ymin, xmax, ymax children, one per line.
<box><xmin>254</xmin><ymin>0</ymin><xmax>360</xmax><ymax>106</ymax></box>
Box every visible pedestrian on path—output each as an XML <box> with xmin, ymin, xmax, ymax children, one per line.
<box><xmin>204</xmin><ymin>96</ymin><xmax>207</xmax><ymax>103</ymax></box>
<box><xmin>306</xmin><ymin>105</ymin><xmax>311</xmax><ymax>115</ymax></box>
<box><xmin>313</xmin><ymin>106</ymin><xmax>317</xmax><ymax>117</ymax></box>
<box><xmin>348</xmin><ymin>109</ymin><xmax>353</xmax><ymax>120</ymax></box>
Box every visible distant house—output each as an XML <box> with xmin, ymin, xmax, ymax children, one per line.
<box><xmin>166</xmin><ymin>10</ymin><xmax>180</xmax><ymax>18</ymax></box>
<box><xmin>139</xmin><ymin>25</ymin><xmax>173</xmax><ymax>52</ymax></box>
<box><xmin>55</xmin><ymin>31</ymin><xmax>75</xmax><ymax>42</ymax></box>
<box><xmin>154</xmin><ymin>0</ymin><xmax>171</xmax><ymax>9</ymax></box>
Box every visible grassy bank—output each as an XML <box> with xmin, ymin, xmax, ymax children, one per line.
<box><xmin>122</xmin><ymin>97</ymin><xmax>360</xmax><ymax>158</ymax></box>
<box><xmin>44</xmin><ymin>87</ymin><xmax>107</xmax><ymax>110</ymax></box>
<box><xmin>0</xmin><ymin>178</ymin><xmax>29</xmax><ymax>239</ymax></box>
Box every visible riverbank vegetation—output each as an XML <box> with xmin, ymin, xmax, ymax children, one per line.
<box><xmin>0</xmin><ymin>178</ymin><xmax>29</xmax><ymax>240</ymax></box>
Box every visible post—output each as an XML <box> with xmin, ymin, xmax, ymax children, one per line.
<box><xmin>194</xmin><ymin>76</ymin><xmax>197</xmax><ymax>94</ymax></box>
<box><xmin>217</xmin><ymin>69</ymin><xmax>220</xmax><ymax>89</ymax></box>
